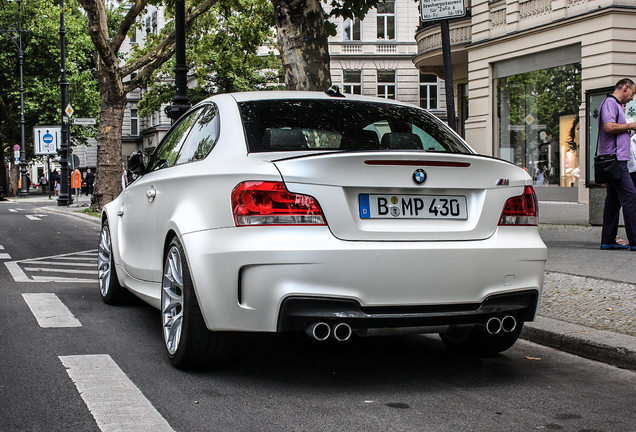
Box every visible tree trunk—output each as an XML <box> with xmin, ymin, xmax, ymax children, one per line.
<box><xmin>273</xmin><ymin>0</ymin><xmax>332</xmax><ymax>91</ymax></box>
<box><xmin>90</xmin><ymin>59</ymin><xmax>127</xmax><ymax>210</ymax></box>
<box><xmin>8</xmin><ymin>163</ymin><xmax>19</xmax><ymax>197</ymax></box>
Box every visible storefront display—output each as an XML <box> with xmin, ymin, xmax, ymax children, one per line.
<box><xmin>495</xmin><ymin>64</ymin><xmax>582</xmax><ymax>191</ymax></box>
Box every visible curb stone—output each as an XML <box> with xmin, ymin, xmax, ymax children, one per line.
<box><xmin>522</xmin><ymin>316</ymin><xmax>636</xmax><ymax>371</ymax></box>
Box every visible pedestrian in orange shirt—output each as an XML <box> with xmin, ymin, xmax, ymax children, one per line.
<box><xmin>71</xmin><ymin>168</ymin><xmax>81</xmax><ymax>195</ymax></box>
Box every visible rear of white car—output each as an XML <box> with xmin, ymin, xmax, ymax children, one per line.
<box><xmin>100</xmin><ymin>91</ymin><xmax>547</xmax><ymax>369</ymax></box>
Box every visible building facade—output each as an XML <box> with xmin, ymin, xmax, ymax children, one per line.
<box><xmin>414</xmin><ymin>0</ymin><xmax>636</xmax><ymax>203</ymax></box>
<box><xmin>327</xmin><ymin>0</ymin><xmax>447</xmax><ymax>120</ymax></box>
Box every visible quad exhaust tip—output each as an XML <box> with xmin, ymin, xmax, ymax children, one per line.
<box><xmin>332</xmin><ymin>323</ymin><xmax>352</xmax><ymax>342</ymax></box>
<box><xmin>481</xmin><ymin>316</ymin><xmax>517</xmax><ymax>335</ymax></box>
<box><xmin>306</xmin><ymin>322</ymin><xmax>331</xmax><ymax>341</ymax></box>
<box><xmin>306</xmin><ymin>322</ymin><xmax>352</xmax><ymax>341</ymax></box>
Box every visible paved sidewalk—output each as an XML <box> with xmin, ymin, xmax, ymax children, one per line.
<box><xmin>4</xmin><ymin>194</ymin><xmax>636</xmax><ymax>370</ymax></box>
<box><xmin>530</xmin><ymin>201</ymin><xmax>636</xmax><ymax>370</ymax></box>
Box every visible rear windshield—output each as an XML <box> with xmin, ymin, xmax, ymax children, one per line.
<box><xmin>238</xmin><ymin>99</ymin><xmax>471</xmax><ymax>154</ymax></box>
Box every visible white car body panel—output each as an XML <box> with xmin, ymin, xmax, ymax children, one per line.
<box><xmin>102</xmin><ymin>91</ymin><xmax>546</xmax><ymax>335</ymax></box>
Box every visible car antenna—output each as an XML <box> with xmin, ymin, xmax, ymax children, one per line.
<box><xmin>325</xmin><ymin>85</ymin><xmax>345</xmax><ymax>98</ymax></box>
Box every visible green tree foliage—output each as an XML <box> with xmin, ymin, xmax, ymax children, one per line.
<box><xmin>0</xmin><ymin>0</ymin><xmax>99</xmax><ymax>192</ymax></box>
<box><xmin>137</xmin><ymin>0</ymin><xmax>283</xmax><ymax>116</ymax></box>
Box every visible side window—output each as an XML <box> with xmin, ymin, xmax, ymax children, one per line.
<box><xmin>176</xmin><ymin>104</ymin><xmax>220</xmax><ymax>164</ymax></box>
<box><xmin>149</xmin><ymin>108</ymin><xmax>203</xmax><ymax>171</ymax></box>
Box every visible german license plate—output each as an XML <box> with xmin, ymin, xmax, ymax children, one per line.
<box><xmin>359</xmin><ymin>194</ymin><xmax>467</xmax><ymax>219</ymax></box>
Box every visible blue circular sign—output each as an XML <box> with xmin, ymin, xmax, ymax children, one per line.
<box><xmin>43</xmin><ymin>133</ymin><xmax>54</xmax><ymax>144</ymax></box>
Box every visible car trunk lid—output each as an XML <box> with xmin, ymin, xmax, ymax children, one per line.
<box><xmin>270</xmin><ymin>152</ymin><xmax>529</xmax><ymax>241</ymax></box>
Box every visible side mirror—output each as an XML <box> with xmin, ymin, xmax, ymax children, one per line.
<box><xmin>128</xmin><ymin>150</ymin><xmax>147</xmax><ymax>175</ymax></box>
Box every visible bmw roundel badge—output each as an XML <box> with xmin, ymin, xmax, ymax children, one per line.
<box><xmin>413</xmin><ymin>169</ymin><xmax>427</xmax><ymax>185</ymax></box>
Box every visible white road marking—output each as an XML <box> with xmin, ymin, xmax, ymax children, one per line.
<box><xmin>26</xmin><ymin>215</ymin><xmax>41</xmax><ymax>220</ymax></box>
<box><xmin>24</xmin><ymin>267</ymin><xmax>96</xmax><ymax>274</ymax></box>
<box><xmin>0</xmin><ymin>253</ymin><xmax>11</xmax><ymax>260</ymax></box>
<box><xmin>59</xmin><ymin>355</ymin><xmax>175</xmax><ymax>432</ymax></box>
<box><xmin>22</xmin><ymin>293</ymin><xmax>82</xmax><ymax>328</ymax></box>
<box><xmin>24</xmin><ymin>261</ymin><xmax>96</xmax><ymax>267</ymax></box>
<box><xmin>5</xmin><ymin>249</ymin><xmax>97</xmax><ymax>283</ymax></box>
<box><xmin>9</xmin><ymin>209</ymin><xmax>17</xmax><ymax>213</ymax></box>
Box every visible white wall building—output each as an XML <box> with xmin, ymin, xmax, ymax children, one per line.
<box><xmin>327</xmin><ymin>0</ymin><xmax>447</xmax><ymax>121</ymax></box>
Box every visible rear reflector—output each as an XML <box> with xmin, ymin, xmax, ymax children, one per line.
<box><xmin>232</xmin><ymin>181</ymin><xmax>326</xmax><ymax>226</ymax></box>
<box><xmin>498</xmin><ymin>186</ymin><xmax>538</xmax><ymax>226</ymax></box>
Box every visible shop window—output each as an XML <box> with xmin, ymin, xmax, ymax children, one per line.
<box><xmin>377</xmin><ymin>2</ymin><xmax>395</xmax><ymax>40</ymax></box>
<box><xmin>377</xmin><ymin>70</ymin><xmax>395</xmax><ymax>100</ymax></box>
<box><xmin>494</xmin><ymin>64</ymin><xmax>582</xmax><ymax>188</ymax></box>
<box><xmin>420</xmin><ymin>73</ymin><xmax>438</xmax><ymax>110</ymax></box>
<box><xmin>343</xmin><ymin>70</ymin><xmax>362</xmax><ymax>95</ymax></box>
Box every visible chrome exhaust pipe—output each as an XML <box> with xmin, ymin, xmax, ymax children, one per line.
<box><xmin>501</xmin><ymin>315</ymin><xmax>517</xmax><ymax>333</ymax></box>
<box><xmin>306</xmin><ymin>322</ymin><xmax>331</xmax><ymax>341</ymax></box>
<box><xmin>332</xmin><ymin>323</ymin><xmax>352</xmax><ymax>342</ymax></box>
<box><xmin>479</xmin><ymin>317</ymin><xmax>502</xmax><ymax>335</ymax></box>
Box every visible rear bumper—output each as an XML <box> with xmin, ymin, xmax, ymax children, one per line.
<box><xmin>181</xmin><ymin>225</ymin><xmax>546</xmax><ymax>333</ymax></box>
<box><xmin>278</xmin><ymin>290</ymin><xmax>539</xmax><ymax>332</ymax></box>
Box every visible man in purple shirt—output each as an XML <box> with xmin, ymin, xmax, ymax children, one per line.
<box><xmin>599</xmin><ymin>78</ymin><xmax>636</xmax><ymax>249</ymax></box>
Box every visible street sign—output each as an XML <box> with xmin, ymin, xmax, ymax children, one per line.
<box><xmin>65</xmin><ymin>104</ymin><xmax>74</xmax><ymax>118</ymax></box>
<box><xmin>420</xmin><ymin>0</ymin><xmax>466</xmax><ymax>21</ymax></box>
<box><xmin>33</xmin><ymin>126</ymin><xmax>61</xmax><ymax>155</ymax></box>
<box><xmin>14</xmin><ymin>145</ymin><xmax>20</xmax><ymax>151</ymax></box>
<box><xmin>73</xmin><ymin>118</ymin><xmax>96</xmax><ymax>125</ymax></box>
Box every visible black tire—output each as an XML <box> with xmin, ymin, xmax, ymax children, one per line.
<box><xmin>161</xmin><ymin>237</ymin><xmax>230</xmax><ymax>369</ymax></box>
<box><xmin>97</xmin><ymin>221</ymin><xmax>128</xmax><ymax>305</ymax></box>
<box><xmin>439</xmin><ymin>321</ymin><xmax>524</xmax><ymax>355</ymax></box>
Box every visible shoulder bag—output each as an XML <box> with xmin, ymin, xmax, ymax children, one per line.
<box><xmin>594</xmin><ymin>97</ymin><xmax>622</xmax><ymax>184</ymax></box>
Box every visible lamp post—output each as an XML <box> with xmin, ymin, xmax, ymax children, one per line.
<box><xmin>164</xmin><ymin>0</ymin><xmax>190</xmax><ymax>121</ymax></box>
<box><xmin>1</xmin><ymin>0</ymin><xmax>28</xmax><ymax>197</ymax></box>
<box><xmin>57</xmin><ymin>0</ymin><xmax>71</xmax><ymax>206</ymax></box>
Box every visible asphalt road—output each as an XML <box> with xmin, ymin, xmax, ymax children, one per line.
<box><xmin>1</xmin><ymin>200</ymin><xmax>636</xmax><ymax>432</ymax></box>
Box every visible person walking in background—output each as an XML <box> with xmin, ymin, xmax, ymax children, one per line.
<box><xmin>54</xmin><ymin>170</ymin><xmax>61</xmax><ymax>196</ymax></box>
<box><xmin>599</xmin><ymin>78</ymin><xmax>636</xmax><ymax>250</ymax></box>
<box><xmin>73</xmin><ymin>168</ymin><xmax>81</xmax><ymax>196</ymax></box>
<box><xmin>85</xmin><ymin>168</ymin><xmax>94</xmax><ymax>196</ymax></box>
<box><xmin>39</xmin><ymin>174</ymin><xmax>47</xmax><ymax>192</ymax></box>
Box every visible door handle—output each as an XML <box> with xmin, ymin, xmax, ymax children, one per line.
<box><xmin>146</xmin><ymin>189</ymin><xmax>156</xmax><ymax>202</ymax></box>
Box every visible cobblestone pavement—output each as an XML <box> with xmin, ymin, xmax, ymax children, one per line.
<box><xmin>540</xmin><ymin>272</ymin><xmax>636</xmax><ymax>337</ymax></box>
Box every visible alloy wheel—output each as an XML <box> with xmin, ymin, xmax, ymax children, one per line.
<box><xmin>97</xmin><ymin>224</ymin><xmax>112</xmax><ymax>297</ymax></box>
<box><xmin>162</xmin><ymin>245</ymin><xmax>184</xmax><ymax>355</ymax></box>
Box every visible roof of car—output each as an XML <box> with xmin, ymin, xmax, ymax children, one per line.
<box><xmin>218</xmin><ymin>90</ymin><xmax>416</xmax><ymax>107</ymax></box>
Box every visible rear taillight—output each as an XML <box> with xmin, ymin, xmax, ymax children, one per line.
<box><xmin>498</xmin><ymin>186</ymin><xmax>538</xmax><ymax>226</ymax></box>
<box><xmin>232</xmin><ymin>181</ymin><xmax>326</xmax><ymax>226</ymax></box>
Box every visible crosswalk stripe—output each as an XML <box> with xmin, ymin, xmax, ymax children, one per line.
<box><xmin>23</xmin><ymin>261</ymin><xmax>96</xmax><ymax>267</ymax></box>
<box><xmin>6</xmin><ymin>249</ymin><xmax>98</xmax><ymax>283</ymax></box>
<box><xmin>59</xmin><ymin>355</ymin><xmax>175</xmax><ymax>432</ymax></box>
<box><xmin>22</xmin><ymin>293</ymin><xmax>82</xmax><ymax>328</ymax></box>
<box><xmin>24</xmin><ymin>267</ymin><xmax>96</xmax><ymax>274</ymax></box>
<box><xmin>0</xmin><ymin>253</ymin><xmax>10</xmax><ymax>259</ymax></box>
<box><xmin>26</xmin><ymin>215</ymin><xmax>41</xmax><ymax>220</ymax></box>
